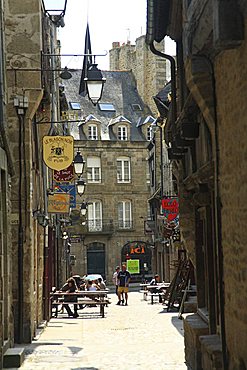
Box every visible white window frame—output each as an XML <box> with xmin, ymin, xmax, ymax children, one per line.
<box><xmin>88</xmin><ymin>124</ymin><xmax>98</xmax><ymax>140</ymax></box>
<box><xmin>118</xmin><ymin>125</ymin><xmax>128</xmax><ymax>141</ymax></box>
<box><xmin>87</xmin><ymin>156</ymin><xmax>101</xmax><ymax>183</ymax></box>
<box><xmin>117</xmin><ymin>157</ymin><xmax>131</xmax><ymax>183</ymax></box>
<box><xmin>87</xmin><ymin>201</ymin><xmax>102</xmax><ymax>231</ymax></box>
<box><xmin>147</xmin><ymin>126</ymin><xmax>152</xmax><ymax>141</ymax></box>
<box><xmin>118</xmin><ymin>201</ymin><xmax>132</xmax><ymax>229</ymax></box>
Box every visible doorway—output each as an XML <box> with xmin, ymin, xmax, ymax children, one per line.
<box><xmin>87</xmin><ymin>242</ymin><xmax>105</xmax><ymax>278</ymax></box>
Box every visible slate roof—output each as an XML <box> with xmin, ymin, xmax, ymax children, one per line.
<box><xmin>62</xmin><ymin>69</ymin><xmax>153</xmax><ymax>141</ymax></box>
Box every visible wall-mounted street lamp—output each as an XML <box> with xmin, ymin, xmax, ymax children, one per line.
<box><xmin>80</xmin><ymin>202</ymin><xmax>87</xmax><ymax>216</ymax></box>
<box><xmin>73</xmin><ymin>151</ymin><xmax>85</xmax><ymax>176</ymax></box>
<box><xmin>76</xmin><ymin>177</ymin><xmax>86</xmax><ymax>196</ymax></box>
<box><xmin>33</xmin><ymin>210</ymin><xmax>49</xmax><ymax>227</ymax></box>
<box><xmin>84</xmin><ymin>64</ymin><xmax>106</xmax><ymax>106</ymax></box>
<box><xmin>42</xmin><ymin>0</ymin><xmax>67</xmax><ymax>27</ymax></box>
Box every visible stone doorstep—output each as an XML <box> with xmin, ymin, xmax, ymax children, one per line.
<box><xmin>199</xmin><ymin>334</ymin><xmax>223</xmax><ymax>370</ymax></box>
<box><xmin>184</xmin><ymin>314</ymin><xmax>209</xmax><ymax>369</ymax></box>
<box><xmin>3</xmin><ymin>348</ymin><xmax>25</xmax><ymax>368</ymax></box>
<box><xmin>184</xmin><ymin>296</ymin><xmax>197</xmax><ymax>313</ymax></box>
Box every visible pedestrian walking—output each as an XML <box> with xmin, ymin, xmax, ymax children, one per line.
<box><xmin>117</xmin><ymin>264</ymin><xmax>131</xmax><ymax>306</ymax></box>
<box><xmin>112</xmin><ymin>266</ymin><xmax>120</xmax><ymax>296</ymax></box>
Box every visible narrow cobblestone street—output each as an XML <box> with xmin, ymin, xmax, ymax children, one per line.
<box><xmin>13</xmin><ymin>292</ymin><xmax>186</xmax><ymax>370</ymax></box>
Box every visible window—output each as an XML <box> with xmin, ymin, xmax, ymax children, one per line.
<box><xmin>132</xmin><ymin>103</ymin><xmax>142</xmax><ymax>111</ymax></box>
<box><xmin>88</xmin><ymin>124</ymin><xmax>98</xmax><ymax>140</ymax></box>
<box><xmin>118</xmin><ymin>125</ymin><xmax>128</xmax><ymax>141</ymax></box>
<box><xmin>117</xmin><ymin>157</ymin><xmax>131</xmax><ymax>183</ymax></box>
<box><xmin>69</xmin><ymin>102</ymin><xmax>81</xmax><ymax>110</ymax></box>
<box><xmin>87</xmin><ymin>157</ymin><xmax>101</xmax><ymax>183</ymax></box>
<box><xmin>98</xmin><ymin>103</ymin><xmax>115</xmax><ymax>111</ymax></box>
<box><xmin>147</xmin><ymin>126</ymin><xmax>152</xmax><ymax>141</ymax></box>
<box><xmin>118</xmin><ymin>201</ymin><xmax>132</xmax><ymax>229</ymax></box>
<box><xmin>88</xmin><ymin>201</ymin><xmax>102</xmax><ymax>231</ymax></box>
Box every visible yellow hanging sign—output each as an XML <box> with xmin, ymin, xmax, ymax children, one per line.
<box><xmin>47</xmin><ymin>193</ymin><xmax>70</xmax><ymax>214</ymax></box>
<box><xmin>43</xmin><ymin>135</ymin><xmax>74</xmax><ymax>170</ymax></box>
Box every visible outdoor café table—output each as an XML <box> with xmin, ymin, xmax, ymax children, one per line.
<box><xmin>146</xmin><ymin>283</ymin><xmax>170</xmax><ymax>304</ymax></box>
<box><xmin>50</xmin><ymin>290</ymin><xmax>109</xmax><ymax>318</ymax></box>
<box><xmin>139</xmin><ymin>283</ymin><xmax>149</xmax><ymax>300</ymax></box>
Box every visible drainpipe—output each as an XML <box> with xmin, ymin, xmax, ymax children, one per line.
<box><xmin>150</xmin><ymin>41</ymin><xmax>177</xmax><ymax>139</ymax></box>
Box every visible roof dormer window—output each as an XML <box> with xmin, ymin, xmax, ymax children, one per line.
<box><xmin>88</xmin><ymin>124</ymin><xmax>98</xmax><ymax>140</ymax></box>
<box><xmin>118</xmin><ymin>125</ymin><xmax>128</xmax><ymax>141</ymax></box>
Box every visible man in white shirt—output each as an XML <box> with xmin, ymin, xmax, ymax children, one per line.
<box><xmin>112</xmin><ymin>266</ymin><xmax>120</xmax><ymax>297</ymax></box>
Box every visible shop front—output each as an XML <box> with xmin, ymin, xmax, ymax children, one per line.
<box><xmin>121</xmin><ymin>241</ymin><xmax>153</xmax><ymax>282</ymax></box>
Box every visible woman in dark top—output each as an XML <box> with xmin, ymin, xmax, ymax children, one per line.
<box><xmin>60</xmin><ymin>277</ymin><xmax>79</xmax><ymax>318</ymax></box>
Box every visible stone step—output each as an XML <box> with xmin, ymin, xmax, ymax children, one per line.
<box><xmin>184</xmin><ymin>295</ymin><xmax>197</xmax><ymax>313</ymax></box>
<box><xmin>3</xmin><ymin>348</ymin><xmax>25</xmax><ymax>368</ymax></box>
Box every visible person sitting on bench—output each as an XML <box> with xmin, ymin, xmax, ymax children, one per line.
<box><xmin>149</xmin><ymin>274</ymin><xmax>163</xmax><ymax>303</ymax></box>
<box><xmin>60</xmin><ymin>277</ymin><xmax>79</xmax><ymax>318</ymax></box>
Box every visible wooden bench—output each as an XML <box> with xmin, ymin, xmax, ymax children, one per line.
<box><xmin>139</xmin><ymin>290</ymin><xmax>148</xmax><ymax>301</ymax></box>
<box><xmin>51</xmin><ymin>299</ymin><xmax>110</xmax><ymax>318</ymax></box>
<box><xmin>150</xmin><ymin>292</ymin><xmax>165</xmax><ymax>305</ymax></box>
<box><xmin>50</xmin><ymin>290</ymin><xmax>110</xmax><ymax>318</ymax></box>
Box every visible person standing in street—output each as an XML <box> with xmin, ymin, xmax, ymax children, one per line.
<box><xmin>117</xmin><ymin>264</ymin><xmax>131</xmax><ymax>306</ymax></box>
<box><xmin>112</xmin><ymin>266</ymin><xmax>120</xmax><ymax>296</ymax></box>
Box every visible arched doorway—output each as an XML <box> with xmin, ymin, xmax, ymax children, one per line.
<box><xmin>87</xmin><ymin>242</ymin><xmax>105</xmax><ymax>278</ymax></box>
<box><xmin>121</xmin><ymin>241</ymin><xmax>153</xmax><ymax>282</ymax></box>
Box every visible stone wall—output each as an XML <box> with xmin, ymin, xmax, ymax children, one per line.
<box><xmin>109</xmin><ymin>36</ymin><xmax>168</xmax><ymax>115</ymax></box>
<box><xmin>68</xmin><ymin>140</ymin><xmax>151</xmax><ymax>283</ymax></box>
<box><xmin>5</xmin><ymin>0</ymin><xmax>44</xmax><ymax>343</ymax></box>
<box><xmin>214</xmin><ymin>17</ymin><xmax>247</xmax><ymax>369</ymax></box>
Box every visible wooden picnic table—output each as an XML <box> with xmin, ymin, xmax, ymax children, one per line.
<box><xmin>140</xmin><ymin>283</ymin><xmax>170</xmax><ymax>304</ymax></box>
<box><xmin>50</xmin><ymin>290</ymin><xmax>110</xmax><ymax>318</ymax></box>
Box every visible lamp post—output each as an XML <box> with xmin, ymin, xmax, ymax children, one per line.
<box><xmin>73</xmin><ymin>151</ymin><xmax>85</xmax><ymax>176</ymax></box>
<box><xmin>84</xmin><ymin>64</ymin><xmax>106</xmax><ymax>106</ymax></box>
<box><xmin>76</xmin><ymin>177</ymin><xmax>86</xmax><ymax>196</ymax></box>
<box><xmin>80</xmin><ymin>202</ymin><xmax>87</xmax><ymax>216</ymax></box>
<box><xmin>42</xmin><ymin>0</ymin><xmax>67</xmax><ymax>27</ymax></box>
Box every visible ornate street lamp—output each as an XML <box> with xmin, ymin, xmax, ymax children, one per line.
<box><xmin>84</xmin><ymin>64</ymin><xmax>106</xmax><ymax>106</ymax></box>
<box><xmin>80</xmin><ymin>202</ymin><xmax>87</xmax><ymax>216</ymax></box>
<box><xmin>76</xmin><ymin>177</ymin><xmax>86</xmax><ymax>196</ymax></box>
<box><xmin>42</xmin><ymin>0</ymin><xmax>67</xmax><ymax>27</ymax></box>
<box><xmin>73</xmin><ymin>151</ymin><xmax>85</xmax><ymax>176</ymax></box>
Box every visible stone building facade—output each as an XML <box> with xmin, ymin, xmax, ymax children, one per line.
<box><xmin>109</xmin><ymin>36</ymin><xmax>169</xmax><ymax>115</ymax></box>
<box><xmin>62</xmin><ymin>70</ymin><xmax>154</xmax><ymax>283</ymax></box>
<box><xmin>1</xmin><ymin>0</ymin><xmax>63</xmax><ymax>366</ymax></box>
<box><xmin>147</xmin><ymin>1</ymin><xmax>247</xmax><ymax>369</ymax></box>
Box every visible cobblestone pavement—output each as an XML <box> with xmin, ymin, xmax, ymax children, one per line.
<box><xmin>14</xmin><ymin>292</ymin><xmax>186</xmax><ymax>370</ymax></box>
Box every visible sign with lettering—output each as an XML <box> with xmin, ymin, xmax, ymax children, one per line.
<box><xmin>43</xmin><ymin>135</ymin><xmax>74</xmax><ymax>170</ymax></box>
<box><xmin>127</xmin><ymin>259</ymin><xmax>140</xmax><ymax>274</ymax></box>
<box><xmin>161</xmin><ymin>197</ymin><xmax>179</xmax><ymax>225</ymax></box>
<box><xmin>54</xmin><ymin>183</ymin><xmax>76</xmax><ymax>208</ymax></box>
<box><xmin>48</xmin><ymin>193</ymin><xmax>70</xmax><ymax>214</ymax></box>
<box><xmin>129</xmin><ymin>243</ymin><xmax>146</xmax><ymax>255</ymax></box>
<box><xmin>53</xmin><ymin>165</ymin><xmax>75</xmax><ymax>183</ymax></box>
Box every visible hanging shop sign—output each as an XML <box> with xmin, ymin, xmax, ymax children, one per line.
<box><xmin>161</xmin><ymin>197</ymin><xmax>179</xmax><ymax>226</ymax></box>
<box><xmin>127</xmin><ymin>259</ymin><xmax>140</xmax><ymax>274</ymax></box>
<box><xmin>48</xmin><ymin>193</ymin><xmax>70</xmax><ymax>214</ymax></box>
<box><xmin>53</xmin><ymin>164</ymin><xmax>75</xmax><ymax>183</ymax></box>
<box><xmin>54</xmin><ymin>183</ymin><xmax>76</xmax><ymax>208</ymax></box>
<box><xmin>43</xmin><ymin>135</ymin><xmax>74</xmax><ymax>171</ymax></box>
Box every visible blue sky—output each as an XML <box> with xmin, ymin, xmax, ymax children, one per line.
<box><xmin>57</xmin><ymin>0</ymin><xmax>175</xmax><ymax>70</ymax></box>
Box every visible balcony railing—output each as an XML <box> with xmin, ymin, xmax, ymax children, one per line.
<box><xmin>84</xmin><ymin>219</ymin><xmax>114</xmax><ymax>234</ymax></box>
<box><xmin>83</xmin><ymin>219</ymin><xmax>134</xmax><ymax>234</ymax></box>
<box><xmin>117</xmin><ymin>220</ymin><xmax>133</xmax><ymax>230</ymax></box>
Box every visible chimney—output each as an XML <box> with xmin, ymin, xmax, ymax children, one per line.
<box><xmin>112</xmin><ymin>42</ymin><xmax>120</xmax><ymax>49</ymax></box>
